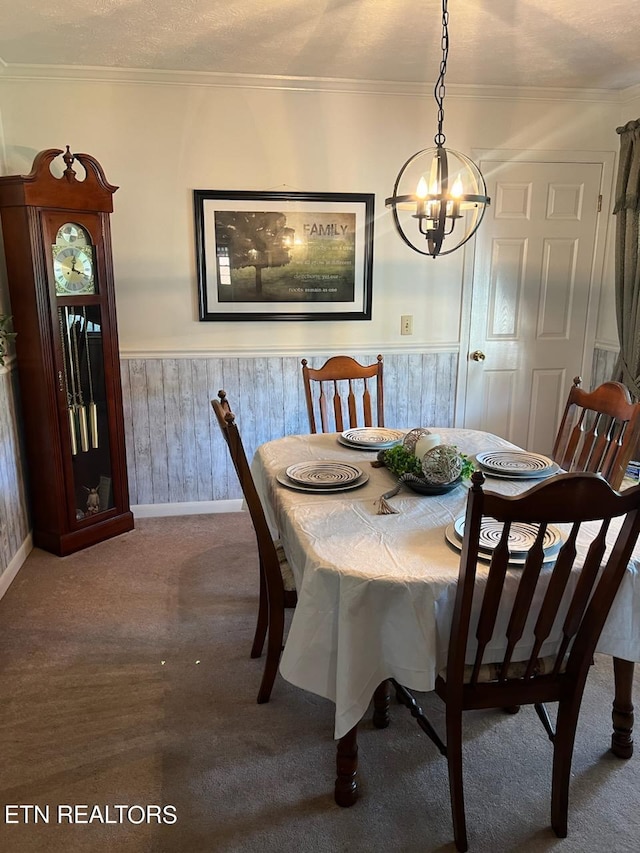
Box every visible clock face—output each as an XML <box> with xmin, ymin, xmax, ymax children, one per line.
<box><xmin>52</xmin><ymin>245</ymin><xmax>96</xmax><ymax>296</ymax></box>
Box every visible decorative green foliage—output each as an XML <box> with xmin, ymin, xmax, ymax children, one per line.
<box><xmin>458</xmin><ymin>453</ymin><xmax>475</xmax><ymax>481</ymax></box>
<box><xmin>380</xmin><ymin>442</ymin><xmax>475</xmax><ymax>481</ymax></box>
<box><xmin>0</xmin><ymin>314</ymin><xmax>16</xmax><ymax>367</ymax></box>
<box><xmin>379</xmin><ymin>444</ymin><xmax>425</xmax><ymax>477</ymax></box>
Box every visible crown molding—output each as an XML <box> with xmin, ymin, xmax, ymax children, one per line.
<box><xmin>0</xmin><ymin>61</ymin><xmax>630</xmax><ymax>103</ymax></box>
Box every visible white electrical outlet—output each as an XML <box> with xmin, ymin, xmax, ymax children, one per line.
<box><xmin>401</xmin><ymin>315</ymin><xmax>413</xmax><ymax>335</ymax></box>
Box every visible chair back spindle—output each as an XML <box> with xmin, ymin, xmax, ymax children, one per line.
<box><xmin>451</xmin><ymin>472</ymin><xmax>640</xmax><ymax>696</ymax></box>
<box><xmin>301</xmin><ymin>354</ymin><xmax>384</xmax><ymax>434</ymax></box>
<box><xmin>553</xmin><ymin>376</ymin><xmax>640</xmax><ymax>489</ymax></box>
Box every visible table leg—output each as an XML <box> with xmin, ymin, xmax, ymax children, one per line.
<box><xmin>373</xmin><ymin>679</ymin><xmax>391</xmax><ymax>729</ymax></box>
<box><xmin>335</xmin><ymin>724</ymin><xmax>358</xmax><ymax>806</ymax></box>
<box><xmin>612</xmin><ymin>657</ymin><xmax>634</xmax><ymax>759</ymax></box>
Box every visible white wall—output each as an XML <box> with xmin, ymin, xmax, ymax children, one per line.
<box><xmin>0</xmin><ymin>72</ymin><xmax>625</xmax><ymax>359</ymax></box>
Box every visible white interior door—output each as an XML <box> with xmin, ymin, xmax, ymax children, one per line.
<box><xmin>463</xmin><ymin>158</ymin><xmax>604</xmax><ymax>454</ymax></box>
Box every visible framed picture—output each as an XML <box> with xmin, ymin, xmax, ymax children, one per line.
<box><xmin>194</xmin><ymin>190</ymin><xmax>374</xmax><ymax>321</ymax></box>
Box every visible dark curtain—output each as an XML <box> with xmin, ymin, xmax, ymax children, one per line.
<box><xmin>614</xmin><ymin>119</ymin><xmax>640</xmax><ymax>397</ymax></box>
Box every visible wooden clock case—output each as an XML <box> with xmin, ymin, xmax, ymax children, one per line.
<box><xmin>0</xmin><ymin>148</ymin><xmax>134</xmax><ymax>555</ymax></box>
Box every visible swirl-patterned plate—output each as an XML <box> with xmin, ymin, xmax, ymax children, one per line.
<box><xmin>285</xmin><ymin>460</ymin><xmax>363</xmax><ymax>487</ymax></box>
<box><xmin>339</xmin><ymin>428</ymin><xmax>404</xmax><ymax>449</ymax></box>
<box><xmin>277</xmin><ymin>469</ymin><xmax>369</xmax><ymax>493</ymax></box>
<box><xmin>477</xmin><ymin>466</ymin><xmax>560</xmax><ymax>481</ymax></box>
<box><xmin>475</xmin><ymin>450</ymin><xmax>556</xmax><ymax>477</ymax></box>
<box><xmin>444</xmin><ymin>524</ymin><xmax>560</xmax><ymax>566</ymax></box>
<box><xmin>453</xmin><ymin>515</ymin><xmax>563</xmax><ymax>557</ymax></box>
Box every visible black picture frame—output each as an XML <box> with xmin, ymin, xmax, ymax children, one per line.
<box><xmin>194</xmin><ymin>190</ymin><xmax>374</xmax><ymax>321</ymax></box>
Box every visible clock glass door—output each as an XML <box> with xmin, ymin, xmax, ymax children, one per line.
<box><xmin>57</xmin><ymin>304</ymin><xmax>114</xmax><ymax>520</ymax></box>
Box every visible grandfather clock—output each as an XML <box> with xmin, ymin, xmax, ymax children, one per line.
<box><xmin>0</xmin><ymin>147</ymin><xmax>134</xmax><ymax>555</ymax></box>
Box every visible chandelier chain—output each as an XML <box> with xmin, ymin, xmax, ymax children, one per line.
<box><xmin>434</xmin><ymin>0</ymin><xmax>449</xmax><ymax>148</ymax></box>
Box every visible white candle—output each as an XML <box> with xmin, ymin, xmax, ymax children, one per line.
<box><xmin>415</xmin><ymin>433</ymin><xmax>441</xmax><ymax>461</ymax></box>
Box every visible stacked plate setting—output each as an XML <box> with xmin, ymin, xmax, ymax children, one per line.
<box><xmin>277</xmin><ymin>460</ymin><xmax>369</xmax><ymax>493</ymax></box>
<box><xmin>337</xmin><ymin>427</ymin><xmax>404</xmax><ymax>450</ymax></box>
<box><xmin>475</xmin><ymin>450</ymin><xmax>560</xmax><ymax>480</ymax></box>
<box><xmin>445</xmin><ymin>515</ymin><xmax>564</xmax><ymax>566</ymax></box>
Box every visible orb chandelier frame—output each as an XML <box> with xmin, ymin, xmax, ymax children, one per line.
<box><xmin>385</xmin><ymin>0</ymin><xmax>490</xmax><ymax>258</ymax></box>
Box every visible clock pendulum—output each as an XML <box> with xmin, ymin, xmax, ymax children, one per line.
<box><xmin>58</xmin><ymin>307</ymin><xmax>78</xmax><ymax>456</ymax></box>
<box><xmin>82</xmin><ymin>306</ymin><xmax>99</xmax><ymax>449</ymax></box>
<box><xmin>69</xmin><ymin>310</ymin><xmax>89</xmax><ymax>453</ymax></box>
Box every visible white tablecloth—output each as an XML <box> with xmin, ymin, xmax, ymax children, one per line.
<box><xmin>251</xmin><ymin>429</ymin><xmax>640</xmax><ymax>739</ymax></box>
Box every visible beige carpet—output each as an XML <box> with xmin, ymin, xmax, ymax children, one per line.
<box><xmin>1</xmin><ymin>513</ymin><xmax>639</xmax><ymax>853</ymax></box>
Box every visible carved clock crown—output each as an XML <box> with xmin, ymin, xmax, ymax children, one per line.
<box><xmin>0</xmin><ymin>146</ymin><xmax>118</xmax><ymax>212</ymax></box>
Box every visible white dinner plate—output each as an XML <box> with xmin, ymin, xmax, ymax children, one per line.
<box><xmin>338</xmin><ymin>427</ymin><xmax>404</xmax><ymax>449</ymax></box>
<box><xmin>276</xmin><ymin>469</ymin><xmax>369</xmax><ymax>493</ymax></box>
<box><xmin>477</xmin><ymin>465</ymin><xmax>560</xmax><ymax>481</ymax></box>
<box><xmin>452</xmin><ymin>515</ymin><xmax>563</xmax><ymax>558</ymax></box>
<box><xmin>285</xmin><ymin>460</ymin><xmax>363</xmax><ymax>487</ymax></box>
<box><xmin>475</xmin><ymin>450</ymin><xmax>556</xmax><ymax>477</ymax></box>
<box><xmin>444</xmin><ymin>524</ymin><xmax>559</xmax><ymax>566</ymax></box>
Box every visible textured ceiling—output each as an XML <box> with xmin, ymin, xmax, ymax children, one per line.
<box><xmin>1</xmin><ymin>0</ymin><xmax>639</xmax><ymax>91</ymax></box>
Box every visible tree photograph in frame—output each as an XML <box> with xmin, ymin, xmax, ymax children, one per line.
<box><xmin>194</xmin><ymin>190</ymin><xmax>374</xmax><ymax>321</ymax></box>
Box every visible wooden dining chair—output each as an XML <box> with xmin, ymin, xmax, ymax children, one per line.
<box><xmin>552</xmin><ymin>376</ymin><xmax>640</xmax><ymax>490</ymax></box>
<box><xmin>301</xmin><ymin>354</ymin><xmax>384</xmax><ymax>433</ymax></box>
<box><xmin>390</xmin><ymin>470</ymin><xmax>640</xmax><ymax>852</ymax></box>
<box><xmin>211</xmin><ymin>390</ymin><xmax>297</xmax><ymax>703</ymax></box>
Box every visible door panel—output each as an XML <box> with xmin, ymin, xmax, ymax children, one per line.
<box><xmin>483</xmin><ymin>370</ymin><xmax>516</xmax><ymax>439</ymax></box>
<box><xmin>488</xmin><ymin>238</ymin><xmax>525</xmax><ymax>338</ymax></box>
<box><xmin>538</xmin><ymin>238</ymin><xmax>576</xmax><ymax>337</ymax></box>
<box><xmin>464</xmin><ymin>159</ymin><xmax>602</xmax><ymax>453</ymax></box>
<box><xmin>528</xmin><ymin>368</ymin><xmax>567</xmax><ymax>453</ymax></box>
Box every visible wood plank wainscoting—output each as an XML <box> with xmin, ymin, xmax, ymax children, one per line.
<box><xmin>119</xmin><ymin>351</ymin><xmax>458</xmax><ymax>506</ymax></box>
<box><xmin>592</xmin><ymin>345</ymin><xmax>619</xmax><ymax>391</ymax></box>
<box><xmin>0</xmin><ymin>363</ymin><xmax>30</xmax><ymax>586</ymax></box>
<box><xmin>0</xmin><ymin>345</ymin><xmax>620</xmax><ymax>580</ymax></box>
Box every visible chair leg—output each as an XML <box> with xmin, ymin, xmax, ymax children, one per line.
<box><xmin>335</xmin><ymin>724</ymin><xmax>359</xmax><ymax>806</ymax></box>
<box><xmin>611</xmin><ymin>657</ymin><xmax>635</xmax><ymax>759</ymax></box>
<box><xmin>251</xmin><ymin>561</ymin><xmax>268</xmax><ymax>659</ymax></box>
<box><xmin>372</xmin><ymin>680</ymin><xmax>391</xmax><ymax>729</ymax></box>
<box><xmin>256</xmin><ymin>598</ymin><xmax>285</xmax><ymax>704</ymax></box>
<box><xmin>550</xmin><ymin>697</ymin><xmax>581</xmax><ymax>838</ymax></box>
<box><xmin>446</xmin><ymin>707</ymin><xmax>468</xmax><ymax>853</ymax></box>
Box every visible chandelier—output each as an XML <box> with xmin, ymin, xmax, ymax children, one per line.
<box><xmin>385</xmin><ymin>0</ymin><xmax>490</xmax><ymax>257</ymax></box>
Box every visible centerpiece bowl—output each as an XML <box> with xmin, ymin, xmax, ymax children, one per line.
<box><xmin>398</xmin><ymin>472</ymin><xmax>463</xmax><ymax>495</ymax></box>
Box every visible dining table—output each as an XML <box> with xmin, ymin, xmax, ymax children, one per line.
<box><xmin>250</xmin><ymin>427</ymin><xmax>640</xmax><ymax>804</ymax></box>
